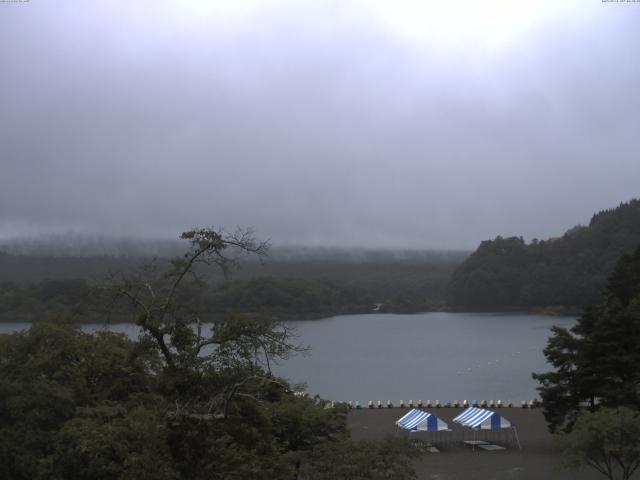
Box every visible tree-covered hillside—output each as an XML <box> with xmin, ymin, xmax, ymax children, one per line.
<box><xmin>0</xmin><ymin>276</ymin><xmax>374</xmax><ymax>323</ymax></box>
<box><xmin>447</xmin><ymin>199</ymin><xmax>640</xmax><ymax>311</ymax></box>
<box><xmin>0</xmin><ymin>248</ymin><xmax>466</xmax><ymax>320</ymax></box>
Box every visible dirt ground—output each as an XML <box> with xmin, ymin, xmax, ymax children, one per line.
<box><xmin>347</xmin><ymin>408</ymin><xmax>605</xmax><ymax>480</ymax></box>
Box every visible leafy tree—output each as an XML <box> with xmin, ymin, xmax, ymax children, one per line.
<box><xmin>53</xmin><ymin>400</ymin><xmax>178</xmax><ymax>480</ymax></box>
<box><xmin>112</xmin><ymin>227</ymin><xmax>270</xmax><ymax>370</ymax></box>
<box><xmin>0</xmin><ymin>227</ymin><xmax>423</xmax><ymax>480</ymax></box>
<box><xmin>0</xmin><ymin>322</ymin><xmax>157</xmax><ymax>480</ymax></box>
<box><xmin>110</xmin><ymin>228</ymin><xmax>303</xmax><ymax>416</ymax></box>
<box><xmin>533</xmin><ymin>245</ymin><xmax>640</xmax><ymax>432</ymax></box>
<box><xmin>561</xmin><ymin>407</ymin><xmax>640</xmax><ymax>480</ymax></box>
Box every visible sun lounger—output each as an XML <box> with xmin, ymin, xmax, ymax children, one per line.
<box><xmin>463</xmin><ymin>440</ymin><xmax>489</xmax><ymax>446</ymax></box>
<box><xmin>477</xmin><ymin>444</ymin><xmax>506</xmax><ymax>451</ymax></box>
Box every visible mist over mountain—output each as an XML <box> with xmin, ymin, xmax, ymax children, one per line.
<box><xmin>0</xmin><ymin>233</ymin><xmax>468</xmax><ymax>263</ymax></box>
<box><xmin>0</xmin><ymin>233</ymin><xmax>184</xmax><ymax>258</ymax></box>
<box><xmin>0</xmin><ymin>233</ymin><xmax>467</xmax><ymax>321</ymax></box>
<box><xmin>2</xmin><ymin>2</ymin><xmax>640</xmax><ymax>249</ymax></box>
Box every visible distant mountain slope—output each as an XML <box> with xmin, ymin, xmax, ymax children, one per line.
<box><xmin>447</xmin><ymin>199</ymin><xmax>640</xmax><ymax>311</ymax></box>
<box><xmin>0</xmin><ymin>244</ymin><xmax>467</xmax><ymax>319</ymax></box>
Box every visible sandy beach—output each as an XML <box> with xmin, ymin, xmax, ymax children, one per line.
<box><xmin>347</xmin><ymin>407</ymin><xmax>603</xmax><ymax>480</ymax></box>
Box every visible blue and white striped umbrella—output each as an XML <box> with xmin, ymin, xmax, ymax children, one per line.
<box><xmin>453</xmin><ymin>407</ymin><xmax>513</xmax><ymax>430</ymax></box>
<box><xmin>452</xmin><ymin>407</ymin><xmax>484</xmax><ymax>424</ymax></box>
<box><xmin>396</xmin><ymin>409</ymin><xmax>450</xmax><ymax>432</ymax></box>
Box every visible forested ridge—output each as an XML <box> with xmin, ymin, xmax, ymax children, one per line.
<box><xmin>0</xmin><ymin>249</ymin><xmax>466</xmax><ymax>322</ymax></box>
<box><xmin>0</xmin><ymin>277</ymin><xmax>372</xmax><ymax>323</ymax></box>
<box><xmin>448</xmin><ymin>199</ymin><xmax>640</xmax><ymax>311</ymax></box>
<box><xmin>3</xmin><ymin>199</ymin><xmax>639</xmax><ymax>317</ymax></box>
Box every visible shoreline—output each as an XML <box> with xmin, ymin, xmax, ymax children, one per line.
<box><xmin>347</xmin><ymin>408</ymin><xmax>601</xmax><ymax>479</ymax></box>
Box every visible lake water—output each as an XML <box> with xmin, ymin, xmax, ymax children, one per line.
<box><xmin>0</xmin><ymin>312</ymin><xmax>573</xmax><ymax>404</ymax></box>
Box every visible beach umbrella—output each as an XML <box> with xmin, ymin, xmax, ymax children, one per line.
<box><xmin>396</xmin><ymin>409</ymin><xmax>450</xmax><ymax>432</ymax></box>
<box><xmin>453</xmin><ymin>407</ymin><xmax>521</xmax><ymax>449</ymax></box>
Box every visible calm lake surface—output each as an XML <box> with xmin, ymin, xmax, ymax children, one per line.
<box><xmin>0</xmin><ymin>312</ymin><xmax>574</xmax><ymax>403</ymax></box>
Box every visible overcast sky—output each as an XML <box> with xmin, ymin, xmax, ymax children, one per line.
<box><xmin>1</xmin><ymin>0</ymin><xmax>639</xmax><ymax>249</ymax></box>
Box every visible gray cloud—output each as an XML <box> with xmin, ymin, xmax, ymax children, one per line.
<box><xmin>1</xmin><ymin>1</ymin><xmax>639</xmax><ymax>249</ymax></box>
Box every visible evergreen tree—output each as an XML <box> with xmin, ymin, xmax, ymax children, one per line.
<box><xmin>533</xmin><ymin>245</ymin><xmax>640</xmax><ymax>432</ymax></box>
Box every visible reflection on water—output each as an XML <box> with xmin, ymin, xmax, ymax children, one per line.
<box><xmin>0</xmin><ymin>312</ymin><xmax>574</xmax><ymax>403</ymax></box>
<box><xmin>276</xmin><ymin>312</ymin><xmax>574</xmax><ymax>403</ymax></box>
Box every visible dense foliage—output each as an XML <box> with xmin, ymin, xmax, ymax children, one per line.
<box><xmin>448</xmin><ymin>199</ymin><xmax>640</xmax><ymax>311</ymax></box>
<box><xmin>533</xmin><ymin>244</ymin><xmax>640</xmax><ymax>433</ymax></box>
<box><xmin>201</xmin><ymin>277</ymin><xmax>373</xmax><ymax>319</ymax></box>
<box><xmin>0</xmin><ymin>250</ymin><xmax>465</xmax><ymax>321</ymax></box>
<box><xmin>0</xmin><ymin>276</ymin><xmax>373</xmax><ymax>323</ymax></box>
<box><xmin>0</xmin><ymin>322</ymin><xmax>164</xmax><ymax>479</ymax></box>
<box><xmin>560</xmin><ymin>407</ymin><xmax>640</xmax><ymax>480</ymax></box>
<box><xmin>0</xmin><ymin>321</ymin><xmax>357</xmax><ymax>480</ymax></box>
<box><xmin>0</xmin><ymin>228</ymin><xmax>421</xmax><ymax>479</ymax></box>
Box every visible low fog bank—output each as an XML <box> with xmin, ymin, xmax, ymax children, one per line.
<box><xmin>0</xmin><ymin>233</ymin><xmax>469</xmax><ymax>262</ymax></box>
